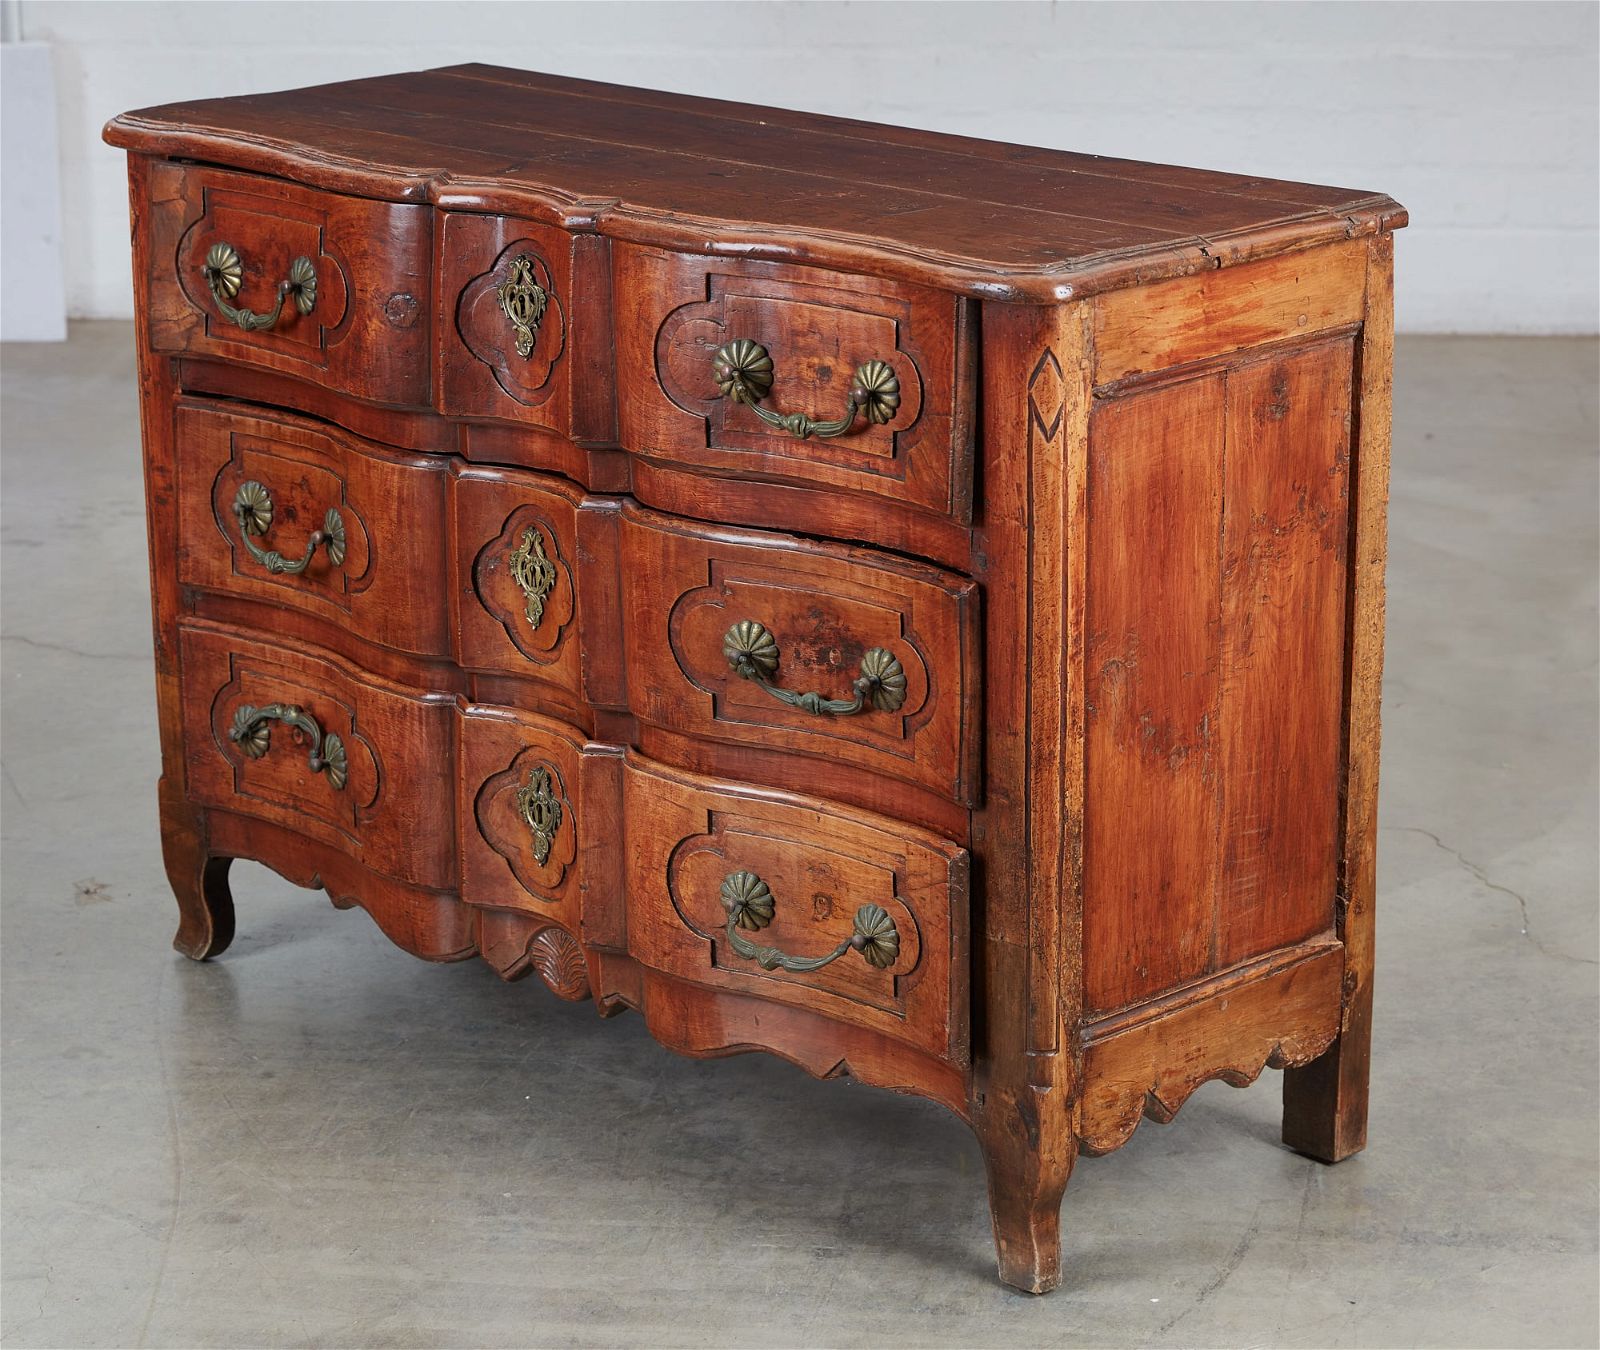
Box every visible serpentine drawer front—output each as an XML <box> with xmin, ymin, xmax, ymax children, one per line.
<box><xmin>615</xmin><ymin>247</ymin><xmax>972</xmax><ymax>526</ymax></box>
<box><xmin>178</xmin><ymin>624</ymin><xmax>456</xmax><ymax>889</ymax></box>
<box><xmin>175</xmin><ymin>401</ymin><xmax>452</xmax><ymax>657</ymax></box>
<box><xmin>108</xmin><ymin>65</ymin><xmax>1402</xmax><ymax>1294</ymax></box>
<box><xmin>142</xmin><ymin>162</ymin><xmax>433</xmax><ymax>407</ymax></box>
<box><xmin>617</xmin><ymin>503</ymin><xmax>980</xmax><ymax>809</ymax></box>
<box><xmin>436</xmin><ymin>212</ymin><xmax>599</xmax><ymax>440</ymax></box>
<box><xmin>619</xmin><ymin>755</ymin><xmax>969</xmax><ymax>1066</ymax></box>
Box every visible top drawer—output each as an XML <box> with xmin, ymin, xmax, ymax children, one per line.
<box><xmin>615</xmin><ymin>246</ymin><xmax>975</xmax><ymax>525</ymax></box>
<box><xmin>141</xmin><ymin>162</ymin><xmax>432</xmax><ymax>406</ymax></box>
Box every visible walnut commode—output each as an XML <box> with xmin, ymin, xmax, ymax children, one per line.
<box><xmin>107</xmin><ymin>65</ymin><xmax>1403</xmax><ymax>1292</ymax></box>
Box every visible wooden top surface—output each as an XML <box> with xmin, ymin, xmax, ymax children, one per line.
<box><xmin>106</xmin><ymin>63</ymin><xmax>1405</xmax><ymax>303</ymax></box>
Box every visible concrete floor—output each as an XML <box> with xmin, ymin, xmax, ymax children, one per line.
<box><xmin>2</xmin><ymin>326</ymin><xmax>1596</xmax><ymax>1349</ymax></box>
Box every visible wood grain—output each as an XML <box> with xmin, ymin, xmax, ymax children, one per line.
<box><xmin>1214</xmin><ymin>340</ymin><xmax>1353</xmax><ymax>967</ymax></box>
<box><xmin>1084</xmin><ymin>375</ymin><xmax>1225</xmax><ymax>1011</ymax></box>
<box><xmin>176</xmin><ymin>400</ymin><xmax>452</xmax><ymax>657</ymax></box>
<box><xmin>614</xmin><ymin>245</ymin><xmax>971</xmax><ymax>523</ymax></box>
<box><xmin>1084</xmin><ymin>335</ymin><xmax>1359</xmax><ymax>1014</ymax></box>
<box><xmin>107</xmin><ymin>64</ymin><xmax>1404</xmax><ymax>303</ymax></box>
<box><xmin>616</xmin><ymin>501</ymin><xmax>980</xmax><ymax>808</ymax></box>
<box><xmin>1079</xmin><ymin>940</ymin><xmax>1343</xmax><ymax>1155</ymax></box>
<box><xmin>458</xmin><ymin>704</ymin><xmax>587</xmax><ymax>918</ymax></box>
<box><xmin>450</xmin><ymin>465</ymin><xmax>584</xmax><ymax>700</ymax></box>
<box><xmin>143</xmin><ymin>161</ymin><xmax>433</xmax><ymax>406</ymax></box>
<box><xmin>207</xmin><ymin>812</ymin><xmax>476</xmax><ymax>962</ymax></box>
<box><xmin>1282</xmin><ymin>233</ymin><xmax>1395</xmax><ymax>1163</ymax></box>
<box><xmin>619</xmin><ymin>753</ymin><xmax>969</xmax><ymax>1066</ymax></box>
<box><xmin>594</xmin><ymin>953</ymin><xmax>968</xmax><ymax>1120</ymax></box>
<box><xmin>435</xmin><ymin>213</ymin><xmax>575</xmax><ymax>431</ymax></box>
<box><xmin>1093</xmin><ymin>242</ymin><xmax>1366</xmax><ymax>384</ymax></box>
<box><xmin>179</xmin><ymin>621</ymin><xmax>458</xmax><ymax>889</ymax></box>
<box><xmin>966</xmin><ymin>300</ymin><xmax>1092</xmax><ymax>1294</ymax></box>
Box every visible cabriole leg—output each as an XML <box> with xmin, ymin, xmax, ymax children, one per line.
<box><xmin>979</xmin><ymin>1125</ymin><xmax>1077</xmax><ymax>1294</ymax></box>
<box><xmin>161</xmin><ymin>790</ymin><xmax>235</xmax><ymax>960</ymax></box>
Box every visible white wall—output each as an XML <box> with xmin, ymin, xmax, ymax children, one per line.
<box><xmin>22</xmin><ymin>0</ymin><xmax>1600</xmax><ymax>334</ymax></box>
<box><xmin>1</xmin><ymin>39</ymin><xmax>67</xmax><ymax>340</ymax></box>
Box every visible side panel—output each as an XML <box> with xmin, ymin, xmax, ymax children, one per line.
<box><xmin>1083</xmin><ymin>376</ymin><xmax>1225</xmax><ymax>1009</ymax></box>
<box><xmin>1214</xmin><ymin>343</ymin><xmax>1353</xmax><ymax>967</ymax></box>
<box><xmin>1083</xmin><ymin>334</ymin><xmax>1356</xmax><ymax>1014</ymax></box>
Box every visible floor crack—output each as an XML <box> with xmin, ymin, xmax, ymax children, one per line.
<box><xmin>1</xmin><ymin>632</ymin><xmax>144</xmax><ymax>662</ymax></box>
<box><xmin>1</xmin><ymin>759</ymin><xmax>27</xmax><ymax>808</ymax></box>
<box><xmin>1150</xmin><ymin>1215</ymin><xmax>1260</xmax><ymax>1342</ymax></box>
<box><xmin>1386</xmin><ymin>825</ymin><xmax>1598</xmax><ymax>966</ymax></box>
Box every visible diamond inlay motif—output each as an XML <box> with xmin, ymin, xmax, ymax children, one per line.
<box><xmin>1028</xmin><ymin>348</ymin><xmax>1065</xmax><ymax>439</ymax></box>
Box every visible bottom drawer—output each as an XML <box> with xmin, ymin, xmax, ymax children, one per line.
<box><xmin>181</xmin><ymin>623</ymin><xmax>967</xmax><ymax>1065</ymax></box>
<box><xmin>179</xmin><ymin>622</ymin><xmax>457</xmax><ymax>888</ymax></box>
<box><xmin>620</xmin><ymin>757</ymin><xmax>970</xmax><ymax>1066</ymax></box>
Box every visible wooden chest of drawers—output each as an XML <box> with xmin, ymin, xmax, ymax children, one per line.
<box><xmin>107</xmin><ymin>65</ymin><xmax>1404</xmax><ymax>1292</ymax></box>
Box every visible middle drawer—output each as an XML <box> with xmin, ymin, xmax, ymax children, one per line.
<box><xmin>174</xmin><ymin>400</ymin><xmax>587</xmax><ymax>707</ymax></box>
<box><xmin>616</xmin><ymin>503</ymin><xmax>980</xmax><ymax>808</ymax></box>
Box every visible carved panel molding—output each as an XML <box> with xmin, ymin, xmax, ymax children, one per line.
<box><xmin>473</xmin><ymin>747</ymin><xmax>577</xmax><ymax>902</ymax></box>
<box><xmin>471</xmin><ymin>508</ymin><xmax>575</xmax><ymax>666</ymax></box>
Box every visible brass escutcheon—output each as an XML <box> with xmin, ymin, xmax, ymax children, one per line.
<box><xmin>515</xmin><ymin>764</ymin><xmax>564</xmax><ymax>866</ymax></box>
<box><xmin>507</xmin><ymin>526</ymin><xmax>558</xmax><ymax>630</ymax></box>
<box><xmin>496</xmin><ymin>253</ymin><xmax>549</xmax><ymax>359</ymax></box>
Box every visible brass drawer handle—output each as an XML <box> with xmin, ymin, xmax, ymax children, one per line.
<box><xmin>228</xmin><ymin>703</ymin><xmax>348</xmax><ymax>790</ymax></box>
<box><xmin>231</xmin><ymin>482</ymin><xmax>346</xmax><ymax>576</ymax></box>
<box><xmin>720</xmin><ymin>870</ymin><xmax>899</xmax><ymax>973</ymax></box>
<box><xmin>712</xmin><ymin>338</ymin><xmax>900</xmax><ymax>439</ymax></box>
<box><xmin>723</xmin><ymin>620</ymin><xmax>907</xmax><ymax>717</ymax></box>
<box><xmin>202</xmin><ymin>242</ymin><xmax>317</xmax><ymax>332</ymax></box>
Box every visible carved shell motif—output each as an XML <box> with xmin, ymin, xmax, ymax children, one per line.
<box><xmin>529</xmin><ymin>926</ymin><xmax>590</xmax><ymax>1001</ymax></box>
<box><xmin>720</xmin><ymin>870</ymin><xmax>776</xmax><ymax>931</ymax></box>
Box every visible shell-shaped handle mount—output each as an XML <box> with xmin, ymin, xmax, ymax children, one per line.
<box><xmin>722</xmin><ymin>619</ymin><xmax>906</xmax><ymax>717</ymax></box>
<box><xmin>202</xmin><ymin>242</ymin><xmax>317</xmax><ymax>332</ymax></box>
<box><xmin>712</xmin><ymin>338</ymin><xmax>900</xmax><ymax>439</ymax></box>
<box><xmin>231</xmin><ymin>481</ymin><xmax>346</xmax><ymax>576</ymax></box>
<box><xmin>228</xmin><ymin>702</ymin><xmax>347</xmax><ymax>791</ymax></box>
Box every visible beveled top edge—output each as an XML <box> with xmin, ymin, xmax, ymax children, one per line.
<box><xmin>104</xmin><ymin>64</ymin><xmax>1406</xmax><ymax>305</ymax></box>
